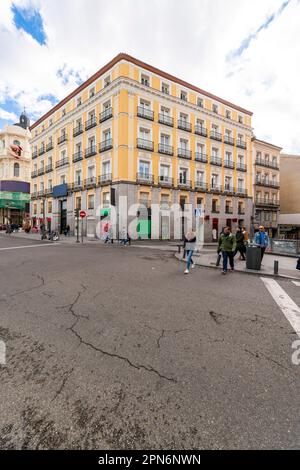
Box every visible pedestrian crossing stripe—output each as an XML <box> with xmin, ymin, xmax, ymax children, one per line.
<box><xmin>292</xmin><ymin>281</ymin><xmax>300</xmax><ymax>287</ymax></box>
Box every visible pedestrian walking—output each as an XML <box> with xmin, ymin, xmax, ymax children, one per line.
<box><xmin>184</xmin><ymin>229</ymin><xmax>196</xmax><ymax>274</ymax></box>
<box><xmin>254</xmin><ymin>225</ymin><xmax>269</xmax><ymax>262</ymax></box>
<box><xmin>242</xmin><ymin>226</ymin><xmax>249</xmax><ymax>246</ymax></box>
<box><xmin>234</xmin><ymin>227</ymin><xmax>246</xmax><ymax>260</ymax></box>
<box><xmin>218</xmin><ymin>226</ymin><xmax>236</xmax><ymax>274</ymax></box>
<box><xmin>120</xmin><ymin>227</ymin><xmax>130</xmax><ymax>246</ymax></box>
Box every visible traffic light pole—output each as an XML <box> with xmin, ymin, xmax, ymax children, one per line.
<box><xmin>75</xmin><ymin>208</ymin><xmax>80</xmax><ymax>243</ymax></box>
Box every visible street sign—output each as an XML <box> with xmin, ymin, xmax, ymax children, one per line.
<box><xmin>79</xmin><ymin>210</ymin><xmax>86</xmax><ymax>218</ymax></box>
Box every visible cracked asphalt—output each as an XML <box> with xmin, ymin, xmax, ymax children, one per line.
<box><xmin>0</xmin><ymin>235</ymin><xmax>299</xmax><ymax>449</ymax></box>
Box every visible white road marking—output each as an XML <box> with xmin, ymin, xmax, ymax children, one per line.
<box><xmin>292</xmin><ymin>281</ymin><xmax>300</xmax><ymax>287</ymax></box>
<box><xmin>261</xmin><ymin>277</ymin><xmax>300</xmax><ymax>338</ymax></box>
<box><xmin>0</xmin><ymin>243</ymin><xmax>59</xmax><ymax>251</ymax></box>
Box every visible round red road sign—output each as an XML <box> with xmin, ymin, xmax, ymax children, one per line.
<box><xmin>79</xmin><ymin>210</ymin><xmax>86</xmax><ymax>218</ymax></box>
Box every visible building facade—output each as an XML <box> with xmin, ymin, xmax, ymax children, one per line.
<box><xmin>278</xmin><ymin>153</ymin><xmax>300</xmax><ymax>239</ymax></box>
<box><xmin>0</xmin><ymin>112</ymin><xmax>31</xmax><ymax>225</ymax></box>
<box><xmin>30</xmin><ymin>53</ymin><xmax>253</xmax><ymax>240</ymax></box>
<box><xmin>252</xmin><ymin>138</ymin><xmax>281</xmax><ymax>238</ymax></box>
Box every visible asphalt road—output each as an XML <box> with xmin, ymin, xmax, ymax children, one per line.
<box><xmin>0</xmin><ymin>234</ymin><xmax>299</xmax><ymax>449</ymax></box>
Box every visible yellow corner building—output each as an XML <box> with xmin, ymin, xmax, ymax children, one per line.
<box><xmin>30</xmin><ymin>53</ymin><xmax>254</xmax><ymax>240</ymax></box>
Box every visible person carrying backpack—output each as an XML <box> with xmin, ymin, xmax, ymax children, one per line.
<box><xmin>218</xmin><ymin>226</ymin><xmax>236</xmax><ymax>275</ymax></box>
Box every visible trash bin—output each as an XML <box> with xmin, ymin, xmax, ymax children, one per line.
<box><xmin>246</xmin><ymin>245</ymin><xmax>261</xmax><ymax>270</ymax></box>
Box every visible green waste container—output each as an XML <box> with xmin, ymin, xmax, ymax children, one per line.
<box><xmin>246</xmin><ymin>245</ymin><xmax>261</xmax><ymax>270</ymax></box>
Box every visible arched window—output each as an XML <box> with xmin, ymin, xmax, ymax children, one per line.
<box><xmin>14</xmin><ymin>163</ymin><xmax>20</xmax><ymax>177</ymax></box>
<box><xmin>13</xmin><ymin>140</ymin><xmax>21</xmax><ymax>147</ymax></box>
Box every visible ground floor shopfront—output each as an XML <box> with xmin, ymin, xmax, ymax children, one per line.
<box><xmin>31</xmin><ymin>182</ymin><xmax>252</xmax><ymax>241</ymax></box>
<box><xmin>0</xmin><ymin>181</ymin><xmax>30</xmax><ymax>226</ymax></box>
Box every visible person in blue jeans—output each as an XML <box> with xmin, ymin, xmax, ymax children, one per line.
<box><xmin>217</xmin><ymin>226</ymin><xmax>236</xmax><ymax>274</ymax></box>
<box><xmin>254</xmin><ymin>226</ymin><xmax>269</xmax><ymax>262</ymax></box>
<box><xmin>184</xmin><ymin>229</ymin><xmax>196</xmax><ymax>274</ymax></box>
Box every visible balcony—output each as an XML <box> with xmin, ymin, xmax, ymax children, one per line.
<box><xmin>178</xmin><ymin>120</ymin><xmax>192</xmax><ymax>132</ymax></box>
<box><xmin>158</xmin><ymin>176</ymin><xmax>173</xmax><ymax>188</ymax></box>
<box><xmin>236</xmin><ymin>139</ymin><xmax>247</xmax><ymax>149</ymax></box>
<box><xmin>210</xmin><ymin>130</ymin><xmax>222</xmax><ymax>141</ymax></box>
<box><xmin>99</xmin><ymin>107</ymin><xmax>113</xmax><ymax>123</ymax></box>
<box><xmin>195</xmin><ymin>181</ymin><xmax>208</xmax><ymax>191</ymax></box>
<box><xmin>137</xmin><ymin>138</ymin><xmax>154</xmax><ymax>151</ymax></box>
<box><xmin>255</xmin><ymin>159</ymin><xmax>279</xmax><ymax>170</ymax></box>
<box><xmin>45</xmin><ymin>188</ymin><xmax>53</xmax><ymax>196</ymax></box>
<box><xmin>85</xmin><ymin>177</ymin><xmax>97</xmax><ymax>189</ymax></box>
<box><xmin>210</xmin><ymin>185</ymin><xmax>222</xmax><ymax>194</ymax></box>
<box><xmin>255</xmin><ymin>179</ymin><xmax>280</xmax><ymax>189</ymax></box>
<box><xmin>136</xmin><ymin>172</ymin><xmax>154</xmax><ymax>185</ymax></box>
<box><xmin>158</xmin><ymin>114</ymin><xmax>174</xmax><ymax>127</ymax></box>
<box><xmin>85</xmin><ymin>146</ymin><xmax>97</xmax><ymax>158</ymax></box>
<box><xmin>223</xmin><ymin>186</ymin><xmax>235</xmax><ymax>195</ymax></box>
<box><xmin>211</xmin><ymin>206</ymin><xmax>220</xmax><ymax>214</ymax></box>
<box><xmin>238</xmin><ymin>208</ymin><xmax>245</xmax><ymax>215</ymax></box>
<box><xmin>70</xmin><ymin>181</ymin><xmax>83</xmax><ymax>192</ymax></box>
<box><xmin>31</xmin><ymin>170</ymin><xmax>38</xmax><ymax>178</ymax></box>
<box><xmin>236</xmin><ymin>163</ymin><xmax>247</xmax><ymax>172</ymax></box>
<box><xmin>57</xmin><ymin>134</ymin><xmax>67</xmax><ymax>145</ymax></box>
<box><xmin>224</xmin><ymin>136</ymin><xmax>235</xmax><ymax>146</ymax></box>
<box><xmin>32</xmin><ymin>150</ymin><xmax>38</xmax><ymax>159</ymax></box>
<box><xmin>38</xmin><ymin>168</ymin><xmax>45</xmax><ymax>176</ymax></box>
<box><xmin>158</xmin><ymin>143</ymin><xmax>174</xmax><ymax>156</ymax></box>
<box><xmin>38</xmin><ymin>147</ymin><xmax>45</xmax><ymax>156</ymax></box>
<box><xmin>137</xmin><ymin>106</ymin><xmax>154</xmax><ymax>121</ymax></box>
<box><xmin>46</xmin><ymin>142</ymin><xmax>53</xmax><ymax>152</ymax></box>
<box><xmin>99</xmin><ymin>139</ymin><xmax>113</xmax><ymax>153</ymax></box>
<box><xmin>224</xmin><ymin>160</ymin><xmax>235</xmax><ymax>169</ymax></box>
<box><xmin>178</xmin><ymin>148</ymin><xmax>192</xmax><ymax>159</ymax></box>
<box><xmin>73</xmin><ymin>124</ymin><xmax>83</xmax><ymax>137</ymax></box>
<box><xmin>85</xmin><ymin>116</ymin><xmax>97</xmax><ymax>130</ymax></box>
<box><xmin>225</xmin><ymin>207</ymin><xmax>233</xmax><ymax>214</ymax></box>
<box><xmin>236</xmin><ymin>189</ymin><xmax>248</xmax><ymax>197</ymax></box>
<box><xmin>178</xmin><ymin>179</ymin><xmax>192</xmax><ymax>190</ymax></box>
<box><xmin>255</xmin><ymin>198</ymin><xmax>280</xmax><ymax>207</ymax></box>
<box><xmin>210</xmin><ymin>156</ymin><xmax>222</xmax><ymax>166</ymax></box>
<box><xmin>73</xmin><ymin>151</ymin><xmax>83</xmax><ymax>163</ymax></box>
<box><xmin>38</xmin><ymin>190</ymin><xmax>45</xmax><ymax>197</ymax></box>
<box><xmin>195</xmin><ymin>152</ymin><xmax>208</xmax><ymax>163</ymax></box>
<box><xmin>45</xmin><ymin>164</ymin><xmax>53</xmax><ymax>173</ymax></box>
<box><xmin>31</xmin><ymin>192</ymin><xmax>38</xmax><ymax>199</ymax></box>
<box><xmin>55</xmin><ymin>158</ymin><xmax>69</xmax><ymax>169</ymax></box>
<box><xmin>98</xmin><ymin>173</ymin><xmax>112</xmax><ymax>185</ymax></box>
<box><xmin>194</xmin><ymin>125</ymin><xmax>207</xmax><ymax>137</ymax></box>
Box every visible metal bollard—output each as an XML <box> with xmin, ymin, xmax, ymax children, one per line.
<box><xmin>274</xmin><ymin>260</ymin><xmax>279</xmax><ymax>275</ymax></box>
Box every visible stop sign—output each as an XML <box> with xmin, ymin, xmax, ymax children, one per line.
<box><xmin>79</xmin><ymin>210</ymin><xmax>86</xmax><ymax>218</ymax></box>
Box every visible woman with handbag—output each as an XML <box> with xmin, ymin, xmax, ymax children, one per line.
<box><xmin>184</xmin><ymin>229</ymin><xmax>196</xmax><ymax>274</ymax></box>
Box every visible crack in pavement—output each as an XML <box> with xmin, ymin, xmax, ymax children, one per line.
<box><xmin>244</xmin><ymin>348</ymin><xmax>291</xmax><ymax>372</ymax></box>
<box><xmin>56</xmin><ymin>284</ymin><xmax>89</xmax><ymax>322</ymax></box>
<box><xmin>4</xmin><ymin>274</ymin><xmax>45</xmax><ymax>299</ymax></box>
<box><xmin>51</xmin><ymin>368</ymin><xmax>74</xmax><ymax>403</ymax></box>
<box><xmin>157</xmin><ymin>330</ymin><xmax>165</xmax><ymax>349</ymax></box>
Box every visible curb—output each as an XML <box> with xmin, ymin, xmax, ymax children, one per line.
<box><xmin>175</xmin><ymin>253</ymin><xmax>300</xmax><ymax>281</ymax></box>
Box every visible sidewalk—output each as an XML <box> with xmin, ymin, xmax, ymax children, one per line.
<box><xmin>176</xmin><ymin>250</ymin><xmax>300</xmax><ymax>280</ymax></box>
<box><xmin>0</xmin><ymin>231</ymin><xmax>92</xmax><ymax>244</ymax></box>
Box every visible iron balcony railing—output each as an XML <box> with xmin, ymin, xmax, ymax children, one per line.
<box><xmin>55</xmin><ymin>158</ymin><xmax>69</xmax><ymax>168</ymax></box>
<box><xmin>98</xmin><ymin>173</ymin><xmax>112</xmax><ymax>185</ymax></box>
<box><xmin>236</xmin><ymin>139</ymin><xmax>246</xmax><ymax>149</ymax></box>
<box><xmin>210</xmin><ymin>130</ymin><xmax>222</xmax><ymax>141</ymax></box>
<box><xmin>44</xmin><ymin>188</ymin><xmax>53</xmax><ymax>196</ymax></box>
<box><xmin>210</xmin><ymin>156</ymin><xmax>222</xmax><ymax>166</ymax></box>
<box><xmin>158</xmin><ymin>143</ymin><xmax>174</xmax><ymax>156</ymax></box>
<box><xmin>238</xmin><ymin>208</ymin><xmax>245</xmax><ymax>215</ymax></box>
<box><xmin>136</xmin><ymin>172</ymin><xmax>154</xmax><ymax>185</ymax></box>
<box><xmin>137</xmin><ymin>138</ymin><xmax>154</xmax><ymax>151</ymax></box>
<box><xmin>31</xmin><ymin>170</ymin><xmax>38</xmax><ymax>178</ymax></box>
<box><xmin>211</xmin><ymin>206</ymin><xmax>221</xmax><ymax>213</ymax></box>
<box><xmin>46</xmin><ymin>142</ymin><xmax>53</xmax><ymax>152</ymax></box>
<box><xmin>158</xmin><ymin>114</ymin><xmax>174</xmax><ymax>127</ymax></box>
<box><xmin>255</xmin><ymin>198</ymin><xmax>280</xmax><ymax>207</ymax></box>
<box><xmin>178</xmin><ymin>120</ymin><xmax>192</xmax><ymax>132</ymax></box>
<box><xmin>85</xmin><ymin>116</ymin><xmax>97</xmax><ymax>130</ymax></box>
<box><xmin>255</xmin><ymin>179</ymin><xmax>280</xmax><ymax>188</ymax></box>
<box><xmin>137</xmin><ymin>106</ymin><xmax>154</xmax><ymax>121</ymax></box>
<box><xmin>236</xmin><ymin>163</ymin><xmax>247</xmax><ymax>172</ymax></box>
<box><xmin>99</xmin><ymin>139</ymin><xmax>113</xmax><ymax>152</ymax></box>
<box><xmin>158</xmin><ymin>176</ymin><xmax>173</xmax><ymax>187</ymax></box>
<box><xmin>85</xmin><ymin>177</ymin><xmax>97</xmax><ymax>188</ymax></box>
<box><xmin>236</xmin><ymin>189</ymin><xmax>248</xmax><ymax>197</ymax></box>
<box><xmin>99</xmin><ymin>107</ymin><xmax>113</xmax><ymax>123</ymax></box>
<box><xmin>195</xmin><ymin>153</ymin><xmax>208</xmax><ymax>163</ymax></box>
<box><xmin>194</xmin><ymin>125</ymin><xmax>207</xmax><ymax>137</ymax></box>
<box><xmin>85</xmin><ymin>146</ymin><xmax>97</xmax><ymax>158</ymax></box>
<box><xmin>73</xmin><ymin>124</ymin><xmax>83</xmax><ymax>137</ymax></box>
<box><xmin>57</xmin><ymin>134</ymin><xmax>67</xmax><ymax>145</ymax></box>
<box><xmin>178</xmin><ymin>179</ymin><xmax>192</xmax><ymax>189</ymax></box>
<box><xmin>255</xmin><ymin>159</ymin><xmax>279</xmax><ymax>170</ymax></box>
<box><xmin>195</xmin><ymin>181</ymin><xmax>208</xmax><ymax>191</ymax></box>
<box><xmin>38</xmin><ymin>168</ymin><xmax>45</xmax><ymax>176</ymax></box>
<box><xmin>38</xmin><ymin>147</ymin><xmax>45</xmax><ymax>156</ymax></box>
<box><xmin>223</xmin><ymin>186</ymin><xmax>235</xmax><ymax>194</ymax></box>
<box><xmin>32</xmin><ymin>150</ymin><xmax>38</xmax><ymax>159</ymax></box>
<box><xmin>224</xmin><ymin>160</ymin><xmax>235</xmax><ymax>169</ymax></box>
<box><xmin>31</xmin><ymin>192</ymin><xmax>38</xmax><ymax>199</ymax></box>
<box><xmin>73</xmin><ymin>151</ymin><xmax>83</xmax><ymax>163</ymax></box>
<box><xmin>210</xmin><ymin>185</ymin><xmax>222</xmax><ymax>193</ymax></box>
<box><xmin>45</xmin><ymin>164</ymin><xmax>53</xmax><ymax>173</ymax></box>
<box><xmin>178</xmin><ymin>148</ymin><xmax>192</xmax><ymax>159</ymax></box>
<box><xmin>225</xmin><ymin>207</ymin><xmax>233</xmax><ymax>214</ymax></box>
<box><xmin>71</xmin><ymin>181</ymin><xmax>83</xmax><ymax>191</ymax></box>
<box><xmin>224</xmin><ymin>136</ymin><xmax>235</xmax><ymax>146</ymax></box>
<box><xmin>38</xmin><ymin>190</ymin><xmax>45</xmax><ymax>197</ymax></box>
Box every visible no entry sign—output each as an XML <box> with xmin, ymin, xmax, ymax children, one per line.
<box><xmin>79</xmin><ymin>210</ymin><xmax>86</xmax><ymax>218</ymax></box>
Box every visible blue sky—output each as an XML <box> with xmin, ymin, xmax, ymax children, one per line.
<box><xmin>0</xmin><ymin>0</ymin><xmax>299</xmax><ymax>153</ymax></box>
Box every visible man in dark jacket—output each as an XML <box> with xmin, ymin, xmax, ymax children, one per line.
<box><xmin>234</xmin><ymin>227</ymin><xmax>246</xmax><ymax>260</ymax></box>
<box><xmin>218</xmin><ymin>226</ymin><xmax>236</xmax><ymax>274</ymax></box>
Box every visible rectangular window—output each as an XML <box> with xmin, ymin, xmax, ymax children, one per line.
<box><xmin>141</xmin><ymin>74</ymin><xmax>150</xmax><ymax>86</ymax></box>
<box><xmin>238</xmin><ymin>115</ymin><xmax>243</xmax><ymax>124</ymax></box>
<box><xmin>179</xmin><ymin>168</ymin><xmax>188</xmax><ymax>183</ymax></box>
<box><xmin>180</xmin><ymin>90</ymin><xmax>187</xmax><ymax>101</ymax></box>
<box><xmin>160</xmin><ymin>165</ymin><xmax>170</xmax><ymax>179</ymax></box>
<box><xmin>162</xmin><ymin>83</ymin><xmax>169</xmax><ymax>94</ymax></box>
<box><xmin>238</xmin><ymin>178</ymin><xmax>244</xmax><ymax>190</ymax></box>
<box><xmin>139</xmin><ymin>161</ymin><xmax>150</xmax><ymax>175</ymax></box>
<box><xmin>226</xmin><ymin>110</ymin><xmax>231</xmax><ymax>119</ymax></box>
<box><xmin>77</xmin><ymin>97</ymin><xmax>82</xmax><ymax>107</ymax></box>
<box><xmin>104</xmin><ymin>76</ymin><xmax>111</xmax><ymax>87</ymax></box>
<box><xmin>76</xmin><ymin>197</ymin><xmax>81</xmax><ymax>210</ymax></box>
<box><xmin>48</xmin><ymin>201</ymin><xmax>52</xmax><ymax>213</ymax></box>
<box><xmin>212</xmin><ymin>104</ymin><xmax>218</xmax><ymax>113</ymax></box>
<box><xmin>102</xmin><ymin>161</ymin><xmax>111</xmax><ymax>176</ymax></box>
<box><xmin>75</xmin><ymin>170</ymin><xmax>81</xmax><ymax>184</ymax></box>
<box><xmin>211</xmin><ymin>174</ymin><xmax>218</xmax><ymax>188</ymax></box>
<box><xmin>89</xmin><ymin>87</ymin><xmax>95</xmax><ymax>98</ymax></box>
<box><xmin>88</xmin><ymin>194</ymin><xmax>95</xmax><ymax>210</ymax></box>
<box><xmin>60</xmin><ymin>175</ymin><xmax>66</xmax><ymax>184</ymax></box>
<box><xmin>197</xmin><ymin>97</ymin><xmax>203</xmax><ymax>108</ymax></box>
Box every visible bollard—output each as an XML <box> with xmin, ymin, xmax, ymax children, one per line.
<box><xmin>274</xmin><ymin>260</ymin><xmax>279</xmax><ymax>275</ymax></box>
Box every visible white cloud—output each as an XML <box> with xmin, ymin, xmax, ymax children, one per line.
<box><xmin>0</xmin><ymin>108</ymin><xmax>17</xmax><ymax>121</ymax></box>
<box><xmin>0</xmin><ymin>0</ymin><xmax>299</xmax><ymax>153</ymax></box>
